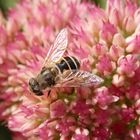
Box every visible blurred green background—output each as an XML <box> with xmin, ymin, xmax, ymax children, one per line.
<box><xmin>0</xmin><ymin>0</ymin><xmax>109</xmax><ymax>140</ymax></box>
<box><xmin>0</xmin><ymin>0</ymin><xmax>106</xmax><ymax>15</ymax></box>
<box><xmin>0</xmin><ymin>0</ymin><xmax>19</xmax><ymax>15</ymax></box>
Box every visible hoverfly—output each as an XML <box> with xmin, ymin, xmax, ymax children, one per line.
<box><xmin>29</xmin><ymin>28</ymin><xmax>104</xmax><ymax>96</ymax></box>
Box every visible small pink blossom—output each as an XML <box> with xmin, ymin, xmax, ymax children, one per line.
<box><xmin>100</xmin><ymin>22</ymin><xmax>117</xmax><ymax>44</ymax></box>
<box><xmin>92</xmin><ymin>43</ymin><xmax>108</xmax><ymax>57</ymax></box>
<box><xmin>96</xmin><ymin>54</ymin><xmax>116</xmax><ymax>76</ymax></box>
<box><xmin>121</xmin><ymin>107</ymin><xmax>136</xmax><ymax>123</ymax></box>
<box><xmin>72</xmin><ymin>128</ymin><xmax>90</xmax><ymax>140</ymax></box>
<box><xmin>126</xmin><ymin>35</ymin><xmax>140</xmax><ymax>53</ymax></box>
<box><xmin>72</xmin><ymin>99</ymin><xmax>92</xmax><ymax>117</ymax></box>
<box><xmin>94</xmin><ymin>87</ymin><xmax>119</xmax><ymax>109</ymax></box>
<box><xmin>12</xmin><ymin>132</ymin><xmax>26</xmax><ymax>140</ymax></box>
<box><xmin>135</xmin><ymin>99</ymin><xmax>140</xmax><ymax>115</ymax></box>
<box><xmin>109</xmin><ymin>44</ymin><xmax>124</xmax><ymax>61</ymax></box>
<box><xmin>130</xmin><ymin>127</ymin><xmax>140</xmax><ymax>140</ymax></box>
<box><xmin>92</xmin><ymin>127</ymin><xmax>110</xmax><ymax>140</ymax></box>
<box><xmin>112</xmin><ymin>74</ymin><xmax>125</xmax><ymax>87</ymax></box>
<box><xmin>117</xmin><ymin>54</ymin><xmax>140</xmax><ymax>77</ymax></box>
<box><xmin>112</xmin><ymin>33</ymin><xmax>126</xmax><ymax>48</ymax></box>
<box><xmin>111</xmin><ymin>120</ymin><xmax>128</xmax><ymax>139</ymax></box>
<box><xmin>50</xmin><ymin>100</ymin><xmax>67</xmax><ymax>118</ymax></box>
<box><xmin>56</xmin><ymin>116</ymin><xmax>76</xmax><ymax>136</ymax></box>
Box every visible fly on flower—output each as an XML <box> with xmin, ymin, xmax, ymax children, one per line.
<box><xmin>29</xmin><ymin>28</ymin><xmax>104</xmax><ymax>96</ymax></box>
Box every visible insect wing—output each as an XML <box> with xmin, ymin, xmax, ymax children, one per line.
<box><xmin>55</xmin><ymin>70</ymin><xmax>104</xmax><ymax>87</ymax></box>
<box><xmin>43</xmin><ymin>28</ymin><xmax>68</xmax><ymax>67</ymax></box>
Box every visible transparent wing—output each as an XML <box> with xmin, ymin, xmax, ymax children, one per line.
<box><xmin>43</xmin><ymin>28</ymin><xmax>68</xmax><ymax>67</ymax></box>
<box><xmin>55</xmin><ymin>70</ymin><xmax>104</xmax><ymax>87</ymax></box>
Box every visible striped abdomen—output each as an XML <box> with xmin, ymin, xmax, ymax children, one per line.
<box><xmin>56</xmin><ymin>56</ymin><xmax>80</xmax><ymax>73</ymax></box>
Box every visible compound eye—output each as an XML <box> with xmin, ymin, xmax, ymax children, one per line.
<box><xmin>29</xmin><ymin>78</ymin><xmax>37</xmax><ymax>86</ymax></box>
<box><xmin>29</xmin><ymin>78</ymin><xmax>40</xmax><ymax>92</ymax></box>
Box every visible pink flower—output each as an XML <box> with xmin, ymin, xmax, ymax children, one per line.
<box><xmin>109</xmin><ymin>44</ymin><xmax>124</xmax><ymax>61</ymax></box>
<box><xmin>121</xmin><ymin>107</ymin><xmax>136</xmax><ymax>123</ymax></box>
<box><xmin>94</xmin><ymin>87</ymin><xmax>119</xmax><ymax>109</ymax></box>
<box><xmin>93</xmin><ymin>127</ymin><xmax>110</xmax><ymax>139</ymax></box>
<box><xmin>50</xmin><ymin>99</ymin><xmax>67</xmax><ymax>118</ymax></box>
<box><xmin>12</xmin><ymin>132</ymin><xmax>26</xmax><ymax>140</ymax></box>
<box><xmin>100</xmin><ymin>22</ymin><xmax>117</xmax><ymax>44</ymax></box>
<box><xmin>0</xmin><ymin>0</ymin><xmax>140</xmax><ymax>139</ymax></box>
<box><xmin>96</xmin><ymin>54</ymin><xmax>116</xmax><ymax>76</ymax></box>
<box><xmin>72</xmin><ymin>128</ymin><xmax>90</xmax><ymax>140</ymax></box>
<box><xmin>126</xmin><ymin>35</ymin><xmax>140</xmax><ymax>53</ymax></box>
<box><xmin>117</xmin><ymin>54</ymin><xmax>139</xmax><ymax>77</ymax></box>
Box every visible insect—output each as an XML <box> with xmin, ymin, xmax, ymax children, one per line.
<box><xmin>29</xmin><ymin>28</ymin><xmax>104</xmax><ymax>96</ymax></box>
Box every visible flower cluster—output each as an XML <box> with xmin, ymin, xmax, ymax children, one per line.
<box><xmin>0</xmin><ymin>0</ymin><xmax>140</xmax><ymax>139</ymax></box>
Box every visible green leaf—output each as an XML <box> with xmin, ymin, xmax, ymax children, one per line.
<box><xmin>0</xmin><ymin>0</ymin><xmax>19</xmax><ymax>14</ymax></box>
<box><xmin>92</xmin><ymin>0</ymin><xmax>107</xmax><ymax>8</ymax></box>
<box><xmin>0</xmin><ymin>123</ymin><xmax>12</xmax><ymax>140</ymax></box>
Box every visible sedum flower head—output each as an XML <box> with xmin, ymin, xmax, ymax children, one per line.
<box><xmin>0</xmin><ymin>0</ymin><xmax>140</xmax><ymax>139</ymax></box>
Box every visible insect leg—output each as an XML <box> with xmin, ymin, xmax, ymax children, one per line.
<box><xmin>47</xmin><ymin>90</ymin><xmax>51</xmax><ymax>97</ymax></box>
<box><xmin>36</xmin><ymin>91</ymin><xmax>44</xmax><ymax>96</ymax></box>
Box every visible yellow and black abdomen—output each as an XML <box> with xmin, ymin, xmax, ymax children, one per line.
<box><xmin>56</xmin><ymin>56</ymin><xmax>80</xmax><ymax>72</ymax></box>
